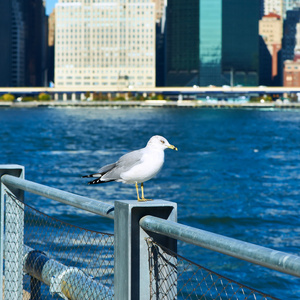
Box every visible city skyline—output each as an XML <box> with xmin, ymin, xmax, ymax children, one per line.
<box><xmin>1</xmin><ymin>0</ymin><xmax>300</xmax><ymax>88</ymax></box>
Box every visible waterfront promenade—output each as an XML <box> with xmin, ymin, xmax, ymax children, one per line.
<box><xmin>1</xmin><ymin>86</ymin><xmax>300</xmax><ymax>95</ymax></box>
<box><xmin>1</xmin><ymin>99</ymin><xmax>300</xmax><ymax>109</ymax></box>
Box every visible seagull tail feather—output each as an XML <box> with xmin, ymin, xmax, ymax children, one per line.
<box><xmin>87</xmin><ymin>178</ymin><xmax>115</xmax><ymax>185</ymax></box>
<box><xmin>82</xmin><ymin>173</ymin><xmax>102</xmax><ymax>178</ymax></box>
<box><xmin>82</xmin><ymin>172</ymin><xmax>115</xmax><ymax>185</ymax></box>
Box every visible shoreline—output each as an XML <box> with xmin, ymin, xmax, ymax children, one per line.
<box><xmin>1</xmin><ymin>100</ymin><xmax>300</xmax><ymax>109</ymax></box>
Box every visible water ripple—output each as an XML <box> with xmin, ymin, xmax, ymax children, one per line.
<box><xmin>1</xmin><ymin>107</ymin><xmax>300</xmax><ymax>298</ymax></box>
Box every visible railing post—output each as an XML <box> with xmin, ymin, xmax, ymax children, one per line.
<box><xmin>0</xmin><ymin>165</ymin><xmax>25</xmax><ymax>300</ymax></box>
<box><xmin>114</xmin><ymin>200</ymin><xmax>177</xmax><ymax>300</ymax></box>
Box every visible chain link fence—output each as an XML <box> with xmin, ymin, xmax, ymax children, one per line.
<box><xmin>4</xmin><ymin>191</ymin><xmax>114</xmax><ymax>299</ymax></box>
<box><xmin>0</xmin><ymin>176</ymin><xmax>294</xmax><ymax>300</ymax></box>
<box><xmin>146</xmin><ymin>238</ymin><xmax>280</xmax><ymax>300</ymax></box>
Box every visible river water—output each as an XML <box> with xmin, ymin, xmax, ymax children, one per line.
<box><xmin>1</xmin><ymin>106</ymin><xmax>300</xmax><ymax>299</ymax></box>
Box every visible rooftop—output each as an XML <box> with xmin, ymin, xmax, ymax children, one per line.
<box><xmin>263</xmin><ymin>12</ymin><xmax>281</xmax><ymax>19</ymax></box>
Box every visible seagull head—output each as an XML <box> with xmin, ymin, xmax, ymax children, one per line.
<box><xmin>147</xmin><ymin>135</ymin><xmax>178</xmax><ymax>151</ymax></box>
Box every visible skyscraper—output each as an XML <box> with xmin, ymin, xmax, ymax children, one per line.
<box><xmin>282</xmin><ymin>8</ymin><xmax>300</xmax><ymax>62</ymax></box>
<box><xmin>24</xmin><ymin>0</ymin><xmax>48</xmax><ymax>86</ymax></box>
<box><xmin>153</xmin><ymin>0</ymin><xmax>166</xmax><ymax>22</ymax></box>
<box><xmin>0</xmin><ymin>0</ymin><xmax>25</xmax><ymax>87</ymax></box>
<box><xmin>154</xmin><ymin>0</ymin><xmax>167</xmax><ymax>86</ymax></box>
<box><xmin>222</xmin><ymin>0</ymin><xmax>260</xmax><ymax>86</ymax></box>
<box><xmin>264</xmin><ymin>0</ymin><xmax>300</xmax><ymax>19</ymax></box>
<box><xmin>165</xmin><ymin>0</ymin><xmax>199</xmax><ymax>86</ymax></box>
<box><xmin>259</xmin><ymin>13</ymin><xmax>282</xmax><ymax>84</ymax></box>
<box><xmin>0</xmin><ymin>0</ymin><xmax>47</xmax><ymax>87</ymax></box>
<box><xmin>199</xmin><ymin>0</ymin><xmax>222</xmax><ymax>86</ymax></box>
<box><xmin>281</xmin><ymin>8</ymin><xmax>300</xmax><ymax>85</ymax></box>
<box><xmin>48</xmin><ymin>9</ymin><xmax>55</xmax><ymax>84</ymax></box>
<box><xmin>264</xmin><ymin>0</ymin><xmax>283</xmax><ymax>17</ymax></box>
<box><xmin>55</xmin><ymin>0</ymin><xmax>156</xmax><ymax>88</ymax></box>
<box><xmin>285</xmin><ymin>0</ymin><xmax>300</xmax><ymax>16</ymax></box>
<box><xmin>165</xmin><ymin>0</ymin><xmax>260</xmax><ymax>87</ymax></box>
<box><xmin>283</xmin><ymin>23</ymin><xmax>300</xmax><ymax>87</ymax></box>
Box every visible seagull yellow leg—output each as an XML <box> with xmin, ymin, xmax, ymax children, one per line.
<box><xmin>136</xmin><ymin>182</ymin><xmax>147</xmax><ymax>202</ymax></box>
<box><xmin>135</xmin><ymin>182</ymin><xmax>142</xmax><ymax>201</ymax></box>
<box><xmin>141</xmin><ymin>183</ymin><xmax>153</xmax><ymax>201</ymax></box>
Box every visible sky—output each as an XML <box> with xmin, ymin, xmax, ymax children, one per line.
<box><xmin>45</xmin><ymin>0</ymin><xmax>57</xmax><ymax>15</ymax></box>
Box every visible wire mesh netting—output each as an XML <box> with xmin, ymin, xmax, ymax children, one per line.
<box><xmin>4</xmin><ymin>191</ymin><xmax>114</xmax><ymax>300</ymax></box>
<box><xmin>2</xmin><ymin>189</ymin><xmax>283</xmax><ymax>300</ymax></box>
<box><xmin>146</xmin><ymin>238</ymin><xmax>280</xmax><ymax>300</ymax></box>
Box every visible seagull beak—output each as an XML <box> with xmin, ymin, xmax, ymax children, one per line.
<box><xmin>168</xmin><ymin>144</ymin><xmax>178</xmax><ymax>151</ymax></box>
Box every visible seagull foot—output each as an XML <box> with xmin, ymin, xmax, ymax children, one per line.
<box><xmin>138</xmin><ymin>198</ymin><xmax>153</xmax><ymax>202</ymax></box>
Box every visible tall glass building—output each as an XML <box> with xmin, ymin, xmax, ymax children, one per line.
<box><xmin>222</xmin><ymin>0</ymin><xmax>259</xmax><ymax>86</ymax></box>
<box><xmin>199</xmin><ymin>0</ymin><xmax>222</xmax><ymax>86</ymax></box>
<box><xmin>165</xmin><ymin>0</ymin><xmax>260</xmax><ymax>87</ymax></box>
<box><xmin>0</xmin><ymin>0</ymin><xmax>47</xmax><ymax>87</ymax></box>
<box><xmin>0</xmin><ymin>0</ymin><xmax>25</xmax><ymax>87</ymax></box>
<box><xmin>282</xmin><ymin>8</ymin><xmax>300</xmax><ymax>62</ymax></box>
<box><xmin>164</xmin><ymin>0</ymin><xmax>199</xmax><ymax>86</ymax></box>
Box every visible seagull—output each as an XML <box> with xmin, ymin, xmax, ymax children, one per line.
<box><xmin>82</xmin><ymin>135</ymin><xmax>178</xmax><ymax>201</ymax></box>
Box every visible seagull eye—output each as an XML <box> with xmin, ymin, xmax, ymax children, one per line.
<box><xmin>161</xmin><ymin>140</ymin><xmax>165</xmax><ymax>144</ymax></box>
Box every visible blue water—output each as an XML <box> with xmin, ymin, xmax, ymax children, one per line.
<box><xmin>1</xmin><ymin>107</ymin><xmax>300</xmax><ymax>299</ymax></box>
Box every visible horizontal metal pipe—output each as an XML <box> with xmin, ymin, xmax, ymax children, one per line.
<box><xmin>23</xmin><ymin>245</ymin><xmax>113</xmax><ymax>300</ymax></box>
<box><xmin>1</xmin><ymin>175</ymin><xmax>114</xmax><ymax>219</ymax></box>
<box><xmin>140</xmin><ymin>215</ymin><xmax>300</xmax><ymax>278</ymax></box>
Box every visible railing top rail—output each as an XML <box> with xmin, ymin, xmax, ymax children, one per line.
<box><xmin>140</xmin><ymin>215</ymin><xmax>300</xmax><ymax>278</ymax></box>
<box><xmin>1</xmin><ymin>174</ymin><xmax>114</xmax><ymax>220</ymax></box>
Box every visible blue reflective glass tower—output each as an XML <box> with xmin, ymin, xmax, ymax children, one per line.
<box><xmin>222</xmin><ymin>0</ymin><xmax>260</xmax><ymax>86</ymax></box>
<box><xmin>165</xmin><ymin>0</ymin><xmax>260</xmax><ymax>87</ymax></box>
<box><xmin>199</xmin><ymin>0</ymin><xmax>222</xmax><ymax>86</ymax></box>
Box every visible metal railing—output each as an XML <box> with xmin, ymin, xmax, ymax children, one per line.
<box><xmin>140</xmin><ymin>215</ymin><xmax>300</xmax><ymax>278</ymax></box>
<box><xmin>22</xmin><ymin>243</ymin><xmax>113</xmax><ymax>300</ymax></box>
<box><xmin>1</xmin><ymin>165</ymin><xmax>116</xmax><ymax>300</ymax></box>
<box><xmin>1</xmin><ymin>172</ymin><xmax>115</xmax><ymax>219</ymax></box>
<box><xmin>1</xmin><ymin>164</ymin><xmax>299</xmax><ymax>299</ymax></box>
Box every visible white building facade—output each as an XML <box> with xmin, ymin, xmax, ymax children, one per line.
<box><xmin>55</xmin><ymin>0</ymin><xmax>156</xmax><ymax>88</ymax></box>
<box><xmin>264</xmin><ymin>0</ymin><xmax>283</xmax><ymax>17</ymax></box>
<box><xmin>285</xmin><ymin>0</ymin><xmax>300</xmax><ymax>12</ymax></box>
<box><xmin>264</xmin><ymin>0</ymin><xmax>300</xmax><ymax>18</ymax></box>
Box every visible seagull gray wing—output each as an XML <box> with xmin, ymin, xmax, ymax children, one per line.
<box><xmin>118</xmin><ymin>148</ymin><xmax>145</xmax><ymax>166</ymax></box>
<box><xmin>101</xmin><ymin>148</ymin><xmax>145</xmax><ymax>181</ymax></box>
<box><xmin>98</xmin><ymin>162</ymin><xmax>117</xmax><ymax>174</ymax></box>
